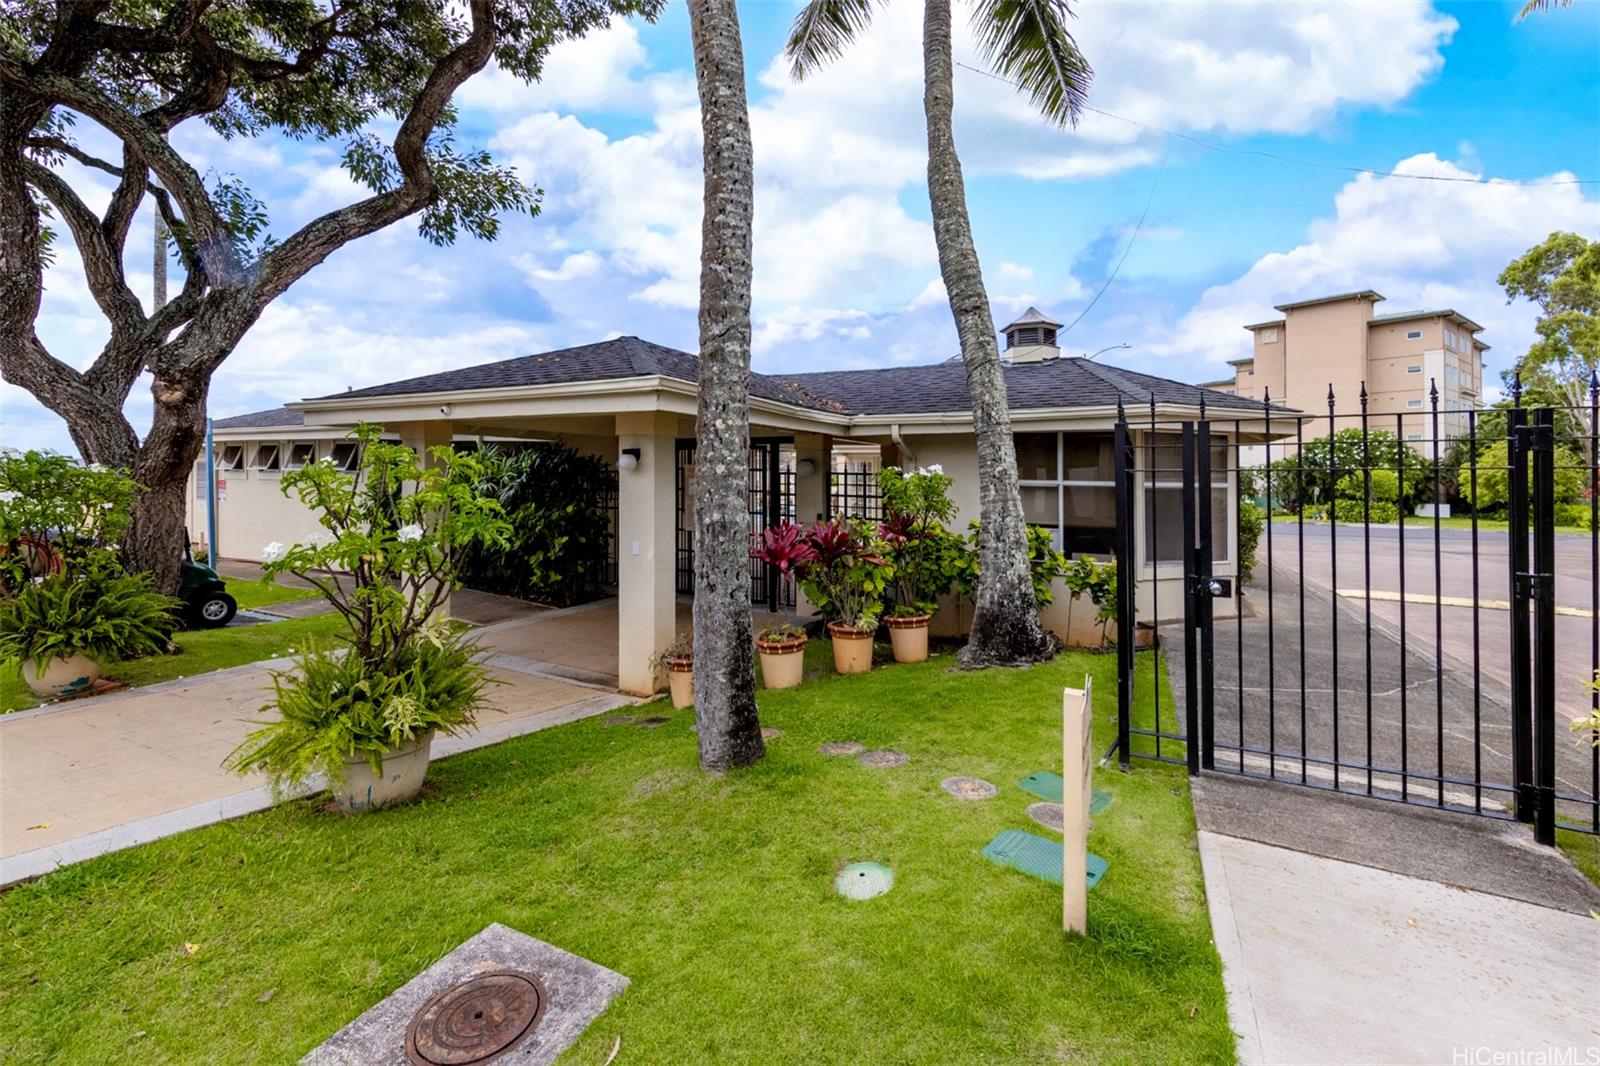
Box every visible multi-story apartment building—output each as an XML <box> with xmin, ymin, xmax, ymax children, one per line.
<box><xmin>1204</xmin><ymin>290</ymin><xmax>1489</xmax><ymax>455</ymax></box>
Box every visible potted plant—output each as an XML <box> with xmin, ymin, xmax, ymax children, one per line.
<box><xmin>0</xmin><ymin>571</ymin><xmax>176</xmax><ymax>697</ymax></box>
<box><xmin>796</xmin><ymin>517</ymin><xmax>892</xmax><ymax>675</ymax></box>
<box><xmin>876</xmin><ymin>465</ymin><xmax>961</xmax><ymax>663</ymax></box>
<box><xmin>754</xmin><ymin>623</ymin><xmax>808</xmax><ymax>689</ymax></box>
<box><xmin>226</xmin><ymin>426</ymin><xmax>511</xmax><ymax>813</ymax></box>
<box><xmin>658</xmin><ymin>634</ymin><xmax>694</xmax><ymax>708</ymax></box>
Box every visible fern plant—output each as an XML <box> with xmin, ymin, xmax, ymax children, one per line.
<box><xmin>0</xmin><ymin>572</ymin><xmax>176</xmax><ymax>672</ymax></box>
<box><xmin>226</xmin><ymin>624</ymin><xmax>491</xmax><ymax>795</ymax></box>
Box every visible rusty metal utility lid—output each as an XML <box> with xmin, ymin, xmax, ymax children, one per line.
<box><xmin>406</xmin><ymin>971</ymin><xmax>546</xmax><ymax>1066</ymax></box>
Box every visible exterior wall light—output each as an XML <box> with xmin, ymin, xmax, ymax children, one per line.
<box><xmin>795</xmin><ymin>458</ymin><xmax>816</xmax><ymax>477</ymax></box>
<box><xmin>618</xmin><ymin>448</ymin><xmax>641</xmax><ymax>471</ymax></box>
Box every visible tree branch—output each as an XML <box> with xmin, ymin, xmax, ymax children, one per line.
<box><xmin>21</xmin><ymin>159</ymin><xmax>145</xmax><ymax>330</ymax></box>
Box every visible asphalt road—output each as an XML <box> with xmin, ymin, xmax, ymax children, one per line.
<box><xmin>1161</xmin><ymin>523</ymin><xmax>1599</xmax><ymax>830</ymax></box>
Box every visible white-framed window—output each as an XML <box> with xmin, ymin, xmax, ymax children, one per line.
<box><xmin>1247</xmin><ymin>369</ymin><xmax>1255</xmax><ymax>377</ymax></box>
<box><xmin>1260</xmin><ymin>328</ymin><xmax>1279</xmax><ymax>343</ymax></box>
<box><xmin>254</xmin><ymin>443</ymin><xmax>281</xmax><ymax>472</ymax></box>
<box><xmin>1406</xmin><ymin>330</ymin><xmax>1422</xmax><ymax>340</ymax></box>
<box><xmin>1445</xmin><ymin>329</ymin><xmax>1458</xmax><ymax>349</ymax></box>
<box><xmin>193</xmin><ymin>460</ymin><xmax>206</xmax><ymax>498</ymax></box>
<box><xmin>218</xmin><ymin>445</ymin><xmax>245</xmax><ymax>471</ymax></box>
<box><xmin>1406</xmin><ymin>365</ymin><xmax>1423</xmax><ymax>374</ymax></box>
<box><xmin>1015</xmin><ymin>432</ymin><xmax>1117</xmax><ymax>558</ymax></box>
<box><xmin>1407</xmin><ymin>399</ymin><xmax>1423</xmax><ymax>409</ymax></box>
<box><xmin>1142</xmin><ymin>433</ymin><xmax>1231</xmax><ymax>567</ymax></box>
<box><xmin>329</xmin><ymin>441</ymin><xmax>360</xmax><ymax>471</ymax></box>
<box><xmin>286</xmin><ymin>442</ymin><xmax>317</xmax><ymax>469</ymax></box>
<box><xmin>1407</xmin><ymin>434</ymin><xmax>1422</xmax><ymax>441</ymax></box>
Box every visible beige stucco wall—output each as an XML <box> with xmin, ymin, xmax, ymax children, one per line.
<box><xmin>185</xmin><ymin>440</ymin><xmax>327</xmax><ymax>561</ymax></box>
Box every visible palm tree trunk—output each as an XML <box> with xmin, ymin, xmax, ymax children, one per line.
<box><xmin>687</xmin><ymin>0</ymin><xmax>764</xmax><ymax>770</ymax></box>
<box><xmin>923</xmin><ymin>0</ymin><xmax>1055</xmax><ymax>667</ymax></box>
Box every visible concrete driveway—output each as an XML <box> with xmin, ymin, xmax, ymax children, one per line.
<box><xmin>1165</xmin><ymin>522</ymin><xmax>1598</xmax><ymax>828</ymax></box>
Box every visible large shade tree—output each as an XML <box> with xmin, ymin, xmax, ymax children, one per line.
<box><xmin>786</xmin><ymin>0</ymin><xmax>1092</xmax><ymax>667</ymax></box>
<box><xmin>687</xmin><ymin>0</ymin><xmax>764</xmax><ymax>770</ymax></box>
<box><xmin>1499</xmin><ymin>231</ymin><xmax>1599</xmax><ymax>463</ymax></box>
<box><xmin>0</xmin><ymin>0</ymin><xmax>657</xmax><ymax>592</ymax></box>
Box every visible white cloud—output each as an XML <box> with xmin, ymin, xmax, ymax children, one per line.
<box><xmin>456</xmin><ymin>22</ymin><xmax>694</xmax><ymax>116</ymax></box>
<box><xmin>1150</xmin><ymin>153</ymin><xmax>1599</xmax><ymax>381</ymax></box>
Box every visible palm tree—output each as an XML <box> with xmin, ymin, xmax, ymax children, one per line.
<box><xmin>1517</xmin><ymin>0</ymin><xmax>1574</xmax><ymax>18</ymax></box>
<box><xmin>787</xmin><ymin>0</ymin><xmax>1092</xmax><ymax>667</ymax></box>
<box><xmin>687</xmin><ymin>0</ymin><xmax>765</xmax><ymax>770</ymax></box>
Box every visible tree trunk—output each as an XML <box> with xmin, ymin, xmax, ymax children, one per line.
<box><xmin>687</xmin><ymin>0</ymin><xmax>764</xmax><ymax>771</ymax></box>
<box><xmin>922</xmin><ymin>0</ymin><xmax>1056</xmax><ymax>668</ymax></box>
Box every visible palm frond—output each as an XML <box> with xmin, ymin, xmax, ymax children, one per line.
<box><xmin>970</xmin><ymin>0</ymin><xmax>1093</xmax><ymax>129</ymax></box>
<box><xmin>785</xmin><ymin>0</ymin><xmax>880</xmax><ymax>80</ymax></box>
<box><xmin>1517</xmin><ymin>0</ymin><xmax>1574</xmax><ymax>19</ymax></box>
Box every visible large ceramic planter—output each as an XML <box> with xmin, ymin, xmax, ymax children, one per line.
<box><xmin>21</xmin><ymin>652</ymin><xmax>100</xmax><ymax>698</ymax></box>
<box><xmin>756</xmin><ymin>636</ymin><xmax>807</xmax><ymax>689</ymax></box>
<box><xmin>885</xmin><ymin>614</ymin><xmax>931</xmax><ymax>663</ymax></box>
<box><xmin>827</xmin><ymin>623</ymin><xmax>873</xmax><ymax>675</ymax></box>
<box><xmin>333</xmin><ymin>731</ymin><xmax>434</xmax><ymax>814</ymax></box>
<box><xmin>664</xmin><ymin>658</ymin><xmax>694</xmax><ymax>709</ymax></box>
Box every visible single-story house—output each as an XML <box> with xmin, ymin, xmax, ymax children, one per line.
<box><xmin>189</xmin><ymin>309</ymin><xmax>1286</xmax><ymax>694</ymax></box>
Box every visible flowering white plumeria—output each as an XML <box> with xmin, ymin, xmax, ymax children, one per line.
<box><xmin>261</xmin><ymin>541</ymin><xmax>286</xmax><ymax>563</ymax></box>
<box><xmin>397</xmin><ymin>523</ymin><xmax>424</xmax><ymax>543</ymax></box>
<box><xmin>304</xmin><ymin>530</ymin><xmax>334</xmax><ymax>548</ymax></box>
<box><xmin>919</xmin><ymin>464</ymin><xmax>944</xmax><ymax>476</ymax></box>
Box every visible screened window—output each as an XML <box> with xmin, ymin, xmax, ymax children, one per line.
<box><xmin>1143</xmin><ymin>433</ymin><xmax>1231</xmax><ymax>566</ymax></box>
<box><xmin>1406</xmin><ymin>365</ymin><xmax>1423</xmax><ymax>374</ymax></box>
<box><xmin>329</xmin><ymin>442</ymin><xmax>360</xmax><ymax>471</ymax></box>
<box><xmin>287</xmin><ymin>442</ymin><xmax>317</xmax><ymax>469</ymax></box>
<box><xmin>1407</xmin><ymin>399</ymin><xmax>1423</xmax><ymax>409</ymax></box>
<box><xmin>1406</xmin><ymin>330</ymin><xmax>1422</xmax><ymax>340</ymax></box>
<box><xmin>254</xmin><ymin>443</ymin><xmax>281</xmax><ymax>472</ymax></box>
<box><xmin>1014</xmin><ymin>432</ymin><xmax>1116</xmax><ymax>557</ymax></box>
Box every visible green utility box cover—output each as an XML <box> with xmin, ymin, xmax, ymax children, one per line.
<box><xmin>1018</xmin><ymin>771</ymin><xmax>1111</xmax><ymax>815</ymax></box>
<box><xmin>981</xmin><ymin>829</ymin><xmax>1107</xmax><ymax>889</ymax></box>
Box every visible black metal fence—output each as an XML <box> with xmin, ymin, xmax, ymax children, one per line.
<box><xmin>830</xmin><ymin>467</ymin><xmax>882</xmax><ymax>521</ymax></box>
<box><xmin>1113</xmin><ymin>376</ymin><xmax>1599</xmax><ymax>846</ymax></box>
<box><xmin>674</xmin><ymin>438</ymin><xmax>797</xmax><ymax>611</ymax></box>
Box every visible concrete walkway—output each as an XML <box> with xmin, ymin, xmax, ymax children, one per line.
<box><xmin>1</xmin><ymin>652</ymin><xmax>633</xmax><ymax>885</ymax></box>
<box><xmin>1195</xmin><ymin>774</ymin><xmax>1600</xmax><ymax>1064</ymax></box>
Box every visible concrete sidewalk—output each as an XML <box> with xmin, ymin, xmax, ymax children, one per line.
<box><xmin>1</xmin><ymin>654</ymin><xmax>632</xmax><ymax>885</ymax></box>
<box><xmin>1195</xmin><ymin>774</ymin><xmax>1600</xmax><ymax>1064</ymax></box>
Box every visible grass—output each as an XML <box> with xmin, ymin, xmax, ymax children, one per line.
<box><xmin>1269</xmin><ymin>513</ymin><xmax>1592</xmax><ymax>536</ymax></box>
<box><xmin>0</xmin><ymin>645</ymin><xmax>1232</xmax><ymax>1064</ymax></box>
<box><xmin>1</xmin><ymin>578</ymin><xmax>335</xmax><ymax>714</ymax></box>
<box><xmin>1557</xmin><ymin>828</ymin><xmax>1600</xmax><ymax>891</ymax></box>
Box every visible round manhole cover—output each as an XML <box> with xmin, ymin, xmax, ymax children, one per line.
<box><xmin>406</xmin><ymin>971</ymin><xmax>546</xmax><ymax>1066</ymax></box>
<box><xmin>600</xmin><ymin>714</ymin><xmax>635</xmax><ymax>726</ymax></box>
<box><xmin>634</xmin><ymin>716</ymin><xmax>671</xmax><ymax>728</ymax></box>
<box><xmin>819</xmin><ymin>741</ymin><xmax>864</xmax><ymax>756</ymax></box>
<box><xmin>857</xmin><ymin>749</ymin><xmax>908</xmax><ymax>768</ymax></box>
<box><xmin>835</xmin><ymin>861</ymin><xmax>893</xmax><ymax>900</ymax></box>
<box><xmin>1026</xmin><ymin>802</ymin><xmax>1065</xmax><ymax>832</ymax></box>
<box><xmin>940</xmin><ymin>776</ymin><xmax>998</xmax><ymax>800</ymax></box>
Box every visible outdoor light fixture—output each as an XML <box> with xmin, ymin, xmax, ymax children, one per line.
<box><xmin>618</xmin><ymin>448</ymin><xmax>641</xmax><ymax>471</ymax></box>
<box><xmin>796</xmin><ymin>458</ymin><xmax>816</xmax><ymax>477</ymax></box>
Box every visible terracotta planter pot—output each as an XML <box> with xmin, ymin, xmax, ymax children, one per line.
<box><xmin>664</xmin><ymin>659</ymin><xmax>694</xmax><ymax>708</ymax></box>
<box><xmin>885</xmin><ymin>614</ymin><xmax>931</xmax><ymax>663</ymax></box>
<box><xmin>827</xmin><ymin>623</ymin><xmax>873</xmax><ymax>675</ymax></box>
<box><xmin>756</xmin><ymin>637</ymin><xmax>807</xmax><ymax>689</ymax></box>
<box><xmin>334</xmin><ymin>731</ymin><xmax>434</xmax><ymax>814</ymax></box>
<box><xmin>21</xmin><ymin>652</ymin><xmax>100</xmax><ymax>698</ymax></box>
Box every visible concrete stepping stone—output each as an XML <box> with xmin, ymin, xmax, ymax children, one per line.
<box><xmin>761</xmin><ymin>727</ymin><xmax>783</xmax><ymax>740</ymax></box>
<box><xmin>940</xmin><ymin>776</ymin><xmax>998</xmax><ymax>800</ymax></box>
<box><xmin>857</xmin><ymin>749</ymin><xmax>908</xmax><ymax>768</ymax></box>
<box><xmin>634</xmin><ymin>716</ymin><xmax>670</xmax><ymax>728</ymax></box>
<box><xmin>600</xmin><ymin>714</ymin><xmax>635</xmax><ymax>725</ymax></box>
<box><xmin>819</xmin><ymin>741</ymin><xmax>865</xmax><ymax>756</ymax></box>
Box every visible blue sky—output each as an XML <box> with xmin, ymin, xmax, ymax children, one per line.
<box><xmin>3</xmin><ymin>0</ymin><xmax>1598</xmax><ymax>455</ymax></box>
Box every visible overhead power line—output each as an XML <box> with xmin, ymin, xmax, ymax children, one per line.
<box><xmin>954</xmin><ymin>61</ymin><xmax>1597</xmax><ymax>187</ymax></box>
<box><xmin>1059</xmin><ymin>141</ymin><xmax>1168</xmax><ymax>338</ymax></box>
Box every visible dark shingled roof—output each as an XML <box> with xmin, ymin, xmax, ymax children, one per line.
<box><xmin>310</xmin><ymin>336</ymin><xmax>1278</xmax><ymax>417</ymax></box>
<box><xmin>213</xmin><ymin>407</ymin><xmax>305</xmax><ymax>429</ymax></box>
<box><xmin>322</xmin><ymin>336</ymin><xmax>848</xmax><ymax>414</ymax></box>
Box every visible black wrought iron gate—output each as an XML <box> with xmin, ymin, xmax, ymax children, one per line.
<box><xmin>675</xmin><ymin>437</ymin><xmax>796</xmax><ymax>611</ymax></box>
<box><xmin>1113</xmin><ymin>385</ymin><xmax>1599</xmax><ymax>847</ymax></box>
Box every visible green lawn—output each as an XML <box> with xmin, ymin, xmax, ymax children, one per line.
<box><xmin>1557</xmin><ymin>828</ymin><xmax>1600</xmax><ymax>891</ymax></box>
<box><xmin>0</xmin><ymin>646</ymin><xmax>1232</xmax><ymax>1064</ymax></box>
<box><xmin>1269</xmin><ymin>513</ymin><xmax>1592</xmax><ymax>536</ymax></box>
<box><xmin>1</xmin><ymin>579</ymin><xmax>334</xmax><ymax>714</ymax></box>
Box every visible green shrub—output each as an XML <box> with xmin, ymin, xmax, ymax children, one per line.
<box><xmin>227</xmin><ymin>626</ymin><xmax>490</xmax><ymax>794</ymax></box>
<box><xmin>1369</xmin><ymin>501</ymin><xmax>1400</xmax><ymax>524</ymax></box>
<box><xmin>460</xmin><ymin>444</ymin><xmax>617</xmax><ymax>606</ymax></box>
<box><xmin>1062</xmin><ymin>556</ymin><xmax>1118</xmax><ymax>626</ymax></box>
<box><xmin>877</xmin><ymin>466</ymin><xmax>962</xmax><ymax>617</ymax></box>
<box><xmin>1237</xmin><ymin>500</ymin><xmax>1264</xmax><ymax>584</ymax></box>
<box><xmin>1554</xmin><ymin>502</ymin><xmax>1598</xmax><ymax>531</ymax></box>
<box><xmin>0</xmin><ymin>572</ymin><xmax>176</xmax><ymax>671</ymax></box>
<box><xmin>0</xmin><ymin>450</ymin><xmax>137</xmax><ymax>590</ymax></box>
<box><xmin>1462</xmin><ymin>440</ymin><xmax>1588</xmax><ymax>512</ymax></box>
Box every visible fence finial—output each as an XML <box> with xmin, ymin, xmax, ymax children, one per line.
<box><xmin>1591</xmin><ymin>369</ymin><xmax>1599</xmax><ymax>400</ymax></box>
<box><xmin>1327</xmin><ymin>382</ymin><xmax>1335</xmax><ymax>411</ymax></box>
<box><xmin>1511</xmin><ymin>370</ymin><xmax>1522</xmax><ymax>407</ymax></box>
<box><xmin>1429</xmin><ymin>378</ymin><xmax>1439</xmax><ymax>408</ymax></box>
<box><xmin>1115</xmin><ymin>397</ymin><xmax>1126</xmax><ymax>423</ymax></box>
<box><xmin>1198</xmin><ymin>389</ymin><xmax>1207</xmax><ymax>419</ymax></box>
<box><xmin>1359</xmin><ymin>380</ymin><xmax>1368</xmax><ymax>411</ymax></box>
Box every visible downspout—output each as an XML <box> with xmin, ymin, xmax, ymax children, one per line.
<box><xmin>890</xmin><ymin>423</ymin><xmax>914</xmax><ymax>468</ymax></box>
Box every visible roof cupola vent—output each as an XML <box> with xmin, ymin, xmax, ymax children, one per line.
<box><xmin>1001</xmin><ymin>307</ymin><xmax>1064</xmax><ymax>363</ymax></box>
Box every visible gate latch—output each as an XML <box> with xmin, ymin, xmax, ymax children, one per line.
<box><xmin>1193</xmin><ymin>577</ymin><xmax>1232</xmax><ymax>599</ymax></box>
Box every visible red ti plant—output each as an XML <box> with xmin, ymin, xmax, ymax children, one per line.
<box><xmin>751</xmin><ymin>521</ymin><xmax>818</xmax><ymax>578</ymax></box>
<box><xmin>788</xmin><ymin>516</ymin><xmax>892</xmax><ymax>631</ymax></box>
